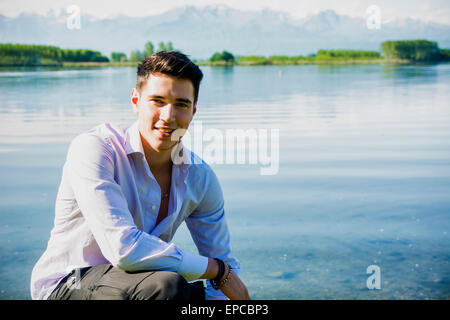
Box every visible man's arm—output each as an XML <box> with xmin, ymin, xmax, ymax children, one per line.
<box><xmin>201</xmin><ymin>258</ymin><xmax>250</xmax><ymax>300</ymax></box>
<box><xmin>65</xmin><ymin>132</ymin><xmax>208</xmax><ymax>280</ymax></box>
<box><xmin>184</xmin><ymin>167</ymin><xmax>250</xmax><ymax>300</ymax></box>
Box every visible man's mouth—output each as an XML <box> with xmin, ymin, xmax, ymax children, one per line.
<box><xmin>157</xmin><ymin>128</ymin><xmax>175</xmax><ymax>133</ymax></box>
<box><xmin>155</xmin><ymin>127</ymin><xmax>176</xmax><ymax>137</ymax></box>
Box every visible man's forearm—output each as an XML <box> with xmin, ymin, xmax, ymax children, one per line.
<box><xmin>200</xmin><ymin>257</ymin><xmax>250</xmax><ymax>300</ymax></box>
<box><xmin>200</xmin><ymin>257</ymin><xmax>220</xmax><ymax>279</ymax></box>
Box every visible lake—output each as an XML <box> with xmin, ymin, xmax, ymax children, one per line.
<box><xmin>0</xmin><ymin>63</ymin><xmax>449</xmax><ymax>299</ymax></box>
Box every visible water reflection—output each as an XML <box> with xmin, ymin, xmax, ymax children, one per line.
<box><xmin>0</xmin><ymin>64</ymin><xmax>450</xmax><ymax>299</ymax></box>
<box><xmin>382</xmin><ymin>63</ymin><xmax>441</xmax><ymax>81</ymax></box>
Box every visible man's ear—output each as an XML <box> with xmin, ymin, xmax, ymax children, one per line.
<box><xmin>131</xmin><ymin>88</ymin><xmax>140</xmax><ymax>114</ymax></box>
<box><xmin>193</xmin><ymin>102</ymin><xmax>197</xmax><ymax>116</ymax></box>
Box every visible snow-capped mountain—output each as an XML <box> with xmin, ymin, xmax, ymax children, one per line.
<box><xmin>1</xmin><ymin>5</ymin><xmax>449</xmax><ymax>59</ymax></box>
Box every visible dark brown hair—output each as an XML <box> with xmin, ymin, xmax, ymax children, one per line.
<box><xmin>136</xmin><ymin>51</ymin><xmax>203</xmax><ymax>104</ymax></box>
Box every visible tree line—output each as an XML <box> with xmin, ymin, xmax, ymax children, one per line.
<box><xmin>316</xmin><ymin>49</ymin><xmax>381</xmax><ymax>60</ymax></box>
<box><xmin>381</xmin><ymin>40</ymin><xmax>448</xmax><ymax>62</ymax></box>
<box><xmin>111</xmin><ymin>41</ymin><xmax>175</xmax><ymax>62</ymax></box>
<box><xmin>2</xmin><ymin>39</ymin><xmax>449</xmax><ymax>67</ymax></box>
<box><xmin>0</xmin><ymin>43</ymin><xmax>109</xmax><ymax>66</ymax></box>
<box><xmin>206</xmin><ymin>50</ymin><xmax>380</xmax><ymax>65</ymax></box>
<box><xmin>0</xmin><ymin>41</ymin><xmax>176</xmax><ymax>66</ymax></box>
<box><xmin>207</xmin><ymin>40</ymin><xmax>450</xmax><ymax>65</ymax></box>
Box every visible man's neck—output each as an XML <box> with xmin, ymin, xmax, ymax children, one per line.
<box><xmin>139</xmin><ymin>136</ymin><xmax>173</xmax><ymax>175</ymax></box>
<box><xmin>145</xmin><ymin>149</ymin><xmax>172</xmax><ymax>175</ymax></box>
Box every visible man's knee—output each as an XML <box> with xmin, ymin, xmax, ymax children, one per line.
<box><xmin>150</xmin><ymin>271</ymin><xmax>186</xmax><ymax>300</ymax></box>
<box><xmin>133</xmin><ymin>271</ymin><xmax>204</xmax><ymax>300</ymax></box>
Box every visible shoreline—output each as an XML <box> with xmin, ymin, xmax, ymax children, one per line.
<box><xmin>0</xmin><ymin>59</ymin><xmax>428</xmax><ymax>69</ymax></box>
<box><xmin>0</xmin><ymin>61</ymin><xmax>139</xmax><ymax>68</ymax></box>
<box><xmin>196</xmin><ymin>58</ymin><xmax>411</xmax><ymax>66</ymax></box>
<box><xmin>62</xmin><ymin>61</ymin><xmax>138</xmax><ymax>67</ymax></box>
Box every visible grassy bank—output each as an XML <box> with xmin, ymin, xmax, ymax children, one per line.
<box><xmin>4</xmin><ymin>58</ymin><xmax>412</xmax><ymax>68</ymax></box>
<box><xmin>61</xmin><ymin>61</ymin><xmax>138</xmax><ymax>67</ymax></box>
<box><xmin>196</xmin><ymin>57</ymin><xmax>408</xmax><ymax>66</ymax></box>
<box><xmin>199</xmin><ymin>41</ymin><xmax>450</xmax><ymax>66</ymax></box>
<box><xmin>6</xmin><ymin>58</ymin><xmax>417</xmax><ymax>68</ymax></box>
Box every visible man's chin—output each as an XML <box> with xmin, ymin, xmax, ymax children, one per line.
<box><xmin>152</xmin><ymin>140</ymin><xmax>179</xmax><ymax>152</ymax></box>
<box><xmin>141</xmin><ymin>132</ymin><xmax>180</xmax><ymax>154</ymax></box>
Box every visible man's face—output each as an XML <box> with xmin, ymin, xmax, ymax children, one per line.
<box><xmin>131</xmin><ymin>73</ymin><xmax>197</xmax><ymax>154</ymax></box>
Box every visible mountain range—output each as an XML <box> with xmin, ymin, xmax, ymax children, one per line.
<box><xmin>1</xmin><ymin>4</ymin><xmax>450</xmax><ymax>59</ymax></box>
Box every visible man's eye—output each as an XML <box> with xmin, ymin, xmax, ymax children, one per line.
<box><xmin>151</xmin><ymin>99</ymin><xmax>164</xmax><ymax>104</ymax></box>
<box><xmin>176</xmin><ymin>103</ymin><xmax>188</xmax><ymax>108</ymax></box>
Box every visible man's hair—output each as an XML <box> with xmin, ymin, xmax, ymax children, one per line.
<box><xmin>136</xmin><ymin>51</ymin><xmax>203</xmax><ymax>104</ymax></box>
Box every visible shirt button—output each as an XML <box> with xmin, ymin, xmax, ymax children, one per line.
<box><xmin>152</xmin><ymin>205</ymin><xmax>156</xmax><ymax>211</ymax></box>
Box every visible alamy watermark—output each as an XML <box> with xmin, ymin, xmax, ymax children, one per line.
<box><xmin>170</xmin><ymin>121</ymin><xmax>280</xmax><ymax>176</ymax></box>
<box><xmin>366</xmin><ymin>265</ymin><xmax>381</xmax><ymax>290</ymax></box>
<box><xmin>366</xmin><ymin>5</ymin><xmax>381</xmax><ymax>30</ymax></box>
<box><xmin>66</xmin><ymin>5</ymin><xmax>81</xmax><ymax>30</ymax></box>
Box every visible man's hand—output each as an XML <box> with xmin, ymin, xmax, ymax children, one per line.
<box><xmin>201</xmin><ymin>258</ymin><xmax>251</xmax><ymax>300</ymax></box>
<box><xmin>219</xmin><ymin>263</ymin><xmax>251</xmax><ymax>300</ymax></box>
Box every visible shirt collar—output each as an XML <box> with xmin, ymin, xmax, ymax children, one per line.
<box><xmin>171</xmin><ymin>140</ymin><xmax>193</xmax><ymax>167</ymax></box>
<box><xmin>125</xmin><ymin>120</ymin><xmax>192</xmax><ymax>181</ymax></box>
<box><xmin>171</xmin><ymin>140</ymin><xmax>193</xmax><ymax>184</ymax></box>
<box><xmin>125</xmin><ymin>120</ymin><xmax>145</xmax><ymax>156</ymax></box>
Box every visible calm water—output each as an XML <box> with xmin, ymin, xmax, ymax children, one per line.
<box><xmin>0</xmin><ymin>64</ymin><xmax>449</xmax><ymax>299</ymax></box>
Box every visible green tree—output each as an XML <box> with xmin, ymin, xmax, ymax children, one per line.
<box><xmin>129</xmin><ymin>50</ymin><xmax>143</xmax><ymax>62</ymax></box>
<box><xmin>153</xmin><ymin>41</ymin><xmax>175</xmax><ymax>53</ymax></box>
<box><xmin>316</xmin><ymin>49</ymin><xmax>380</xmax><ymax>60</ymax></box>
<box><xmin>381</xmin><ymin>40</ymin><xmax>440</xmax><ymax>61</ymax></box>
<box><xmin>0</xmin><ymin>43</ymin><xmax>112</xmax><ymax>66</ymax></box>
<box><xmin>439</xmin><ymin>49</ymin><xmax>450</xmax><ymax>61</ymax></box>
<box><xmin>60</xmin><ymin>49</ymin><xmax>109</xmax><ymax>62</ymax></box>
<box><xmin>144</xmin><ymin>42</ymin><xmax>154</xmax><ymax>57</ymax></box>
<box><xmin>210</xmin><ymin>51</ymin><xmax>235</xmax><ymax>63</ymax></box>
<box><xmin>111</xmin><ymin>52</ymin><xmax>127</xmax><ymax>62</ymax></box>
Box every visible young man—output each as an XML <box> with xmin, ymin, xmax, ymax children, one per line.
<box><xmin>30</xmin><ymin>51</ymin><xmax>250</xmax><ymax>300</ymax></box>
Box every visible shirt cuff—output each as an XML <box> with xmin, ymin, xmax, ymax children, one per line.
<box><xmin>205</xmin><ymin>284</ymin><xmax>228</xmax><ymax>300</ymax></box>
<box><xmin>177</xmin><ymin>251</ymin><xmax>209</xmax><ymax>282</ymax></box>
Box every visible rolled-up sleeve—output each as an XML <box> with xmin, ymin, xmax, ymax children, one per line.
<box><xmin>185</xmin><ymin>167</ymin><xmax>241</xmax><ymax>300</ymax></box>
<box><xmin>66</xmin><ymin>133</ymin><xmax>208</xmax><ymax>281</ymax></box>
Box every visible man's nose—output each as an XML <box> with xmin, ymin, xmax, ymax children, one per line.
<box><xmin>159</xmin><ymin>103</ymin><xmax>175</xmax><ymax>122</ymax></box>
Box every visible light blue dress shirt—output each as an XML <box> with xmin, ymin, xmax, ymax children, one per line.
<box><xmin>30</xmin><ymin>121</ymin><xmax>240</xmax><ymax>300</ymax></box>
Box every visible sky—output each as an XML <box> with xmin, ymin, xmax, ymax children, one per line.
<box><xmin>0</xmin><ymin>0</ymin><xmax>449</xmax><ymax>25</ymax></box>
